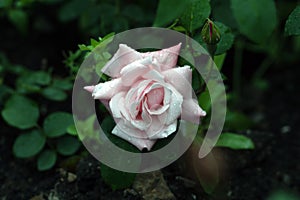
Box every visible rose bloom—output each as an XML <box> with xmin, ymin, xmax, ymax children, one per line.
<box><xmin>84</xmin><ymin>43</ymin><xmax>206</xmax><ymax>151</ymax></box>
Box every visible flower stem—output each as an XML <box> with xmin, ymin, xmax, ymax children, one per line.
<box><xmin>197</xmin><ymin>47</ymin><xmax>215</xmax><ymax>95</ymax></box>
<box><xmin>233</xmin><ymin>40</ymin><xmax>244</xmax><ymax>101</ymax></box>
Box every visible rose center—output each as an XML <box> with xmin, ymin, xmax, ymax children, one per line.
<box><xmin>146</xmin><ymin>87</ymin><xmax>164</xmax><ymax>109</ymax></box>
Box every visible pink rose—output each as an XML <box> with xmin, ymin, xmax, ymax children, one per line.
<box><xmin>84</xmin><ymin>43</ymin><xmax>206</xmax><ymax>151</ymax></box>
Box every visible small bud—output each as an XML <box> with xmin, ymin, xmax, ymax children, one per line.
<box><xmin>201</xmin><ymin>19</ymin><xmax>221</xmax><ymax>45</ymax></box>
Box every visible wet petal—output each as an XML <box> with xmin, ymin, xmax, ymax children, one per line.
<box><xmin>109</xmin><ymin>92</ymin><xmax>126</xmax><ymax>118</ymax></box>
<box><xmin>146</xmin><ymin>87</ymin><xmax>164</xmax><ymax>108</ymax></box>
<box><xmin>112</xmin><ymin>123</ymin><xmax>156</xmax><ymax>151</ymax></box>
<box><xmin>102</xmin><ymin>44</ymin><xmax>142</xmax><ymax>78</ymax></box>
<box><xmin>92</xmin><ymin>78</ymin><xmax>124</xmax><ymax>100</ymax></box>
<box><xmin>83</xmin><ymin>86</ymin><xmax>95</xmax><ymax>93</ymax></box>
<box><xmin>181</xmin><ymin>98</ymin><xmax>206</xmax><ymax>124</ymax></box>
<box><xmin>158</xmin><ymin>85</ymin><xmax>183</xmax><ymax>125</ymax></box>
<box><xmin>120</xmin><ymin>57</ymin><xmax>152</xmax><ymax>86</ymax></box>
<box><xmin>125</xmin><ymin>80</ymin><xmax>151</xmax><ymax>118</ymax></box>
<box><xmin>147</xmin><ymin>117</ymin><xmax>177</xmax><ymax>139</ymax></box>
<box><xmin>142</xmin><ymin>43</ymin><xmax>181</xmax><ymax>71</ymax></box>
<box><xmin>130</xmin><ymin>101</ymin><xmax>152</xmax><ymax>131</ymax></box>
<box><xmin>162</xmin><ymin>65</ymin><xmax>193</xmax><ymax>99</ymax></box>
<box><xmin>145</xmin><ymin>99</ymin><xmax>169</xmax><ymax>115</ymax></box>
<box><xmin>142</xmin><ymin>69</ymin><xmax>164</xmax><ymax>83</ymax></box>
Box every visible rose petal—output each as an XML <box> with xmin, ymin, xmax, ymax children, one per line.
<box><xmin>145</xmin><ymin>99</ymin><xmax>170</xmax><ymax>115</ymax></box>
<box><xmin>109</xmin><ymin>92</ymin><xmax>126</xmax><ymax>118</ymax></box>
<box><xmin>147</xmin><ymin>116</ymin><xmax>177</xmax><ymax>139</ymax></box>
<box><xmin>158</xmin><ymin>84</ymin><xmax>183</xmax><ymax>125</ymax></box>
<box><xmin>91</xmin><ymin>78</ymin><xmax>124</xmax><ymax>100</ymax></box>
<box><xmin>162</xmin><ymin>65</ymin><xmax>193</xmax><ymax>99</ymax></box>
<box><xmin>120</xmin><ymin>57</ymin><xmax>152</xmax><ymax>86</ymax></box>
<box><xmin>142</xmin><ymin>69</ymin><xmax>164</xmax><ymax>83</ymax></box>
<box><xmin>146</xmin><ymin>87</ymin><xmax>164</xmax><ymax>108</ymax></box>
<box><xmin>125</xmin><ymin>80</ymin><xmax>152</xmax><ymax>118</ymax></box>
<box><xmin>83</xmin><ymin>86</ymin><xmax>95</xmax><ymax>93</ymax></box>
<box><xmin>181</xmin><ymin>98</ymin><xmax>206</xmax><ymax>124</ymax></box>
<box><xmin>142</xmin><ymin>43</ymin><xmax>181</xmax><ymax>71</ymax></box>
<box><xmin>130</xmin><ymin>101</ymin><xmax>152</xmax><ymax>131</ymax></box>
<box><xmin>102</xmin><ymin>44</ymin><xmax>142</xmax><ymax>78</ymax></box>
<box><xmin>112</xmin><ymin>124</ymin><xmax>156</xmax><ymax>151</ymax></box>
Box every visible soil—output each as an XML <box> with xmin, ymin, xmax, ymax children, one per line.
<box><xmin>0</xmin><ymin>64</ymin><xmax>299</xmax><ymax>200</ymax></box>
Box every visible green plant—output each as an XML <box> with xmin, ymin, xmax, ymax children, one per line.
<box><xmin>0</xmin><ymin>54</ymin><xmax>80</xmax><ymax>171</ymax></box>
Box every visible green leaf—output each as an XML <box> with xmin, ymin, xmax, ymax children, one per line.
<box><xmin>198</xmin><ymin>90</ymin><xmax>211</xmax><ymax>111</ymax></box>
<box><xmin>37</xmin><ymin>149</ymin><xmax>57</xmax><ymax>171</ymax></box>
<box><xmin>102</xmin><ymin>32</ymin><xmax>115</xmax><ymax>43</ymax></box>
<box><xmin>0</xmin><ymin>85</ymin><xmax>13</xmax><ymax>106</ymax></box>
<box><xmin>90</xmin><ymin>38</ymin><xmax>99</xmax><ymax>47</ymax></box>
<box><xmin>0</xmin><ymin>0</ymin><xmax>12</xmax><ymax>8</ymax></box>
<box><xmin>78</xmin><ymin>4</ymin><xmax>102</xmax><ymax>29</ymax></box>
<box><xmin>67</xmin><ymin>124</ymin><xmax>78</xmax><ymax>136</ymax></box>
<box><xmin>30</xmin><ymin>71</ymin><xmax>51</xmax><ymax>86</ymax></box>
<box><xmin>122</xmin><ymin>4</ymin><xmax>144</xmax><ymax>22</ymax></box>
<box><xmin>111</xmin><ymin>16</ymin><xmax>129</xmax><ymax>32</ymax></box>
<box><xmin>2</xmin><ymin>95</ymin><xmax>39</xmax><ymax>129</ymax></box>
<box><xmin>214</xmin><ymin>22</ymin><xmax>234</xmax><ymax>55</ymax></box>
<box><xmin>231</xmin><ymin>0</ymin><xmax>277</xmax><ymax>43</ymax></box>
<box><xmin>192</xmin><ymin>69</ymin><xmax>201</xmax><ymax>91</ymax></box>
<box><xmin>42</xmin><ymin>87</ymin><xmax>67</xmax><ymax>101</ymax></box>
<box><xmin>43</xmin><ymin>112</ymin><xmax>74</xmax><ymax>138</ymax></box>
<box><xmin>58</xmin><ymin>0</ymin><xmax>89</xmax><ymax>22</ymax></box>
<box><xmin>179</xmin><ymin>0</ymin><xmax>211</xmax><ymax>33</ymax></box>
<box><xmin>216</xmin><ymin>133</ymin><xmax>255</xmax><ymax>150</ymax></box>
<box><xmin>101</xmin><ymin>116</ymin><xmax>116</xmax><ymax>134</ymax></box>
<box><xmin>8</xmin><ymin>9</ymin><xmax>28</xmax><ymax>33</ymax></box>
<box><xmin>17</xmin><ymin>71</ymin><xmax>51</xmax><ymax>93</ymax></box>
<box><xmin>13</xmin><ymin>129</ymin><xmax>46</xmax><ymax>158</ymax></box>
<box><xmin>76</xmin><ymin>114</ymin><xmax>97</xmax><ymax>140</ymax></box>
<box><xmin>153</xmin><ymin>0</ymin><xmax>191</xmax><ymax>27</ymax></box>
<box><xmin>267</xmin><ymin>190</ymin><xmax>299</xmax><ymax>200</ymax></box>
<box><xmin>211</xmin><ymin>0</ymin><xmax>238</xmax><ymax>29</ymax></box>
<box><xmin>16</xmin><ymin>0</ymin><xmax>35</xmax><ymax>7</ymax></box>
<box><xmin>214</xmin><ymin>53</ymin><xmax>227</xmax><ymax>70</ymax></box>
<box><xmin>100</xmin><ymin>163</ymin><xmax>136</xmax><ymax>190</ymax></box>
<box><xmin>225</xmin><ymin>110</ymin><xmax>253</xmax><ymax>130</ymax></box>
<box><xmin>52</xmin><ymin>78</ymin><xmax>73</xmax><ymax>90</ymax></box>
<box><xmin>78</xmin><ymin>33</ymin><xmax>115</xmax><ymax>53</ymax></box>
<box><xmin>56</xmin><ymin>136</ymin><xmax>81</xmax><ymax>156</ymax></box>
<box><xmin>285</xmin><ymin>6</ymin><xmax>300</xmax><ymax>36</ymax></box>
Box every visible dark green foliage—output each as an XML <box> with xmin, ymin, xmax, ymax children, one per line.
<box><xmin>2</xmin><ymin>95</ymin><xmax>39</xmax><ymax>129</ymax></box>
<box><xmin>285</xmin><ymin>6</ymin><xmax>300</xmax><ymax>36</ymax></box>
